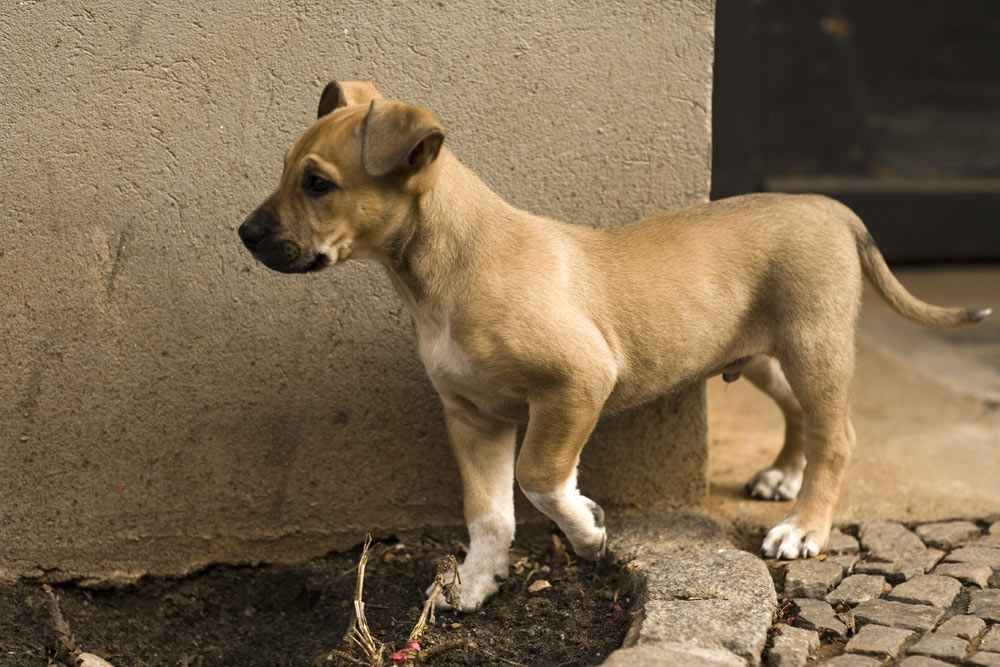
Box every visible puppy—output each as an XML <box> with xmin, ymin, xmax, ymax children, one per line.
<box><xmin>239</xmin><ymin>80</ymin><xmax>991</xmax><ymax>611</ymax></box>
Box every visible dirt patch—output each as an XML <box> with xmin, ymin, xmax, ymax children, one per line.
<box><xmin>10</xmin><ymin>525</ymin><xmax>630</xmax><ymax>666</ymax></box>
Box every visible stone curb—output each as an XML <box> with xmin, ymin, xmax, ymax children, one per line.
<box><xmin>601</xmin><ymin>510</ymin><xmax>777</xmax><ymax>666</ymax></box>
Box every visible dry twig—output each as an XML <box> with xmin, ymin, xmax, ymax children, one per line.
<box><xmin>347</xmin><ymin>535</ymin><xmax>384</xmax><ymax>664</ymax></box>
<box><xmin>43</xmin><ymin>584</ymin><xmax>77</xmax><ymax>664</ymax></box>
<box><xmin>319</xmin><ymin>535</ymin><xmax>386</xmax><ymax>667</ymax></box>
<box><xmin>41</xmin><ymin>585</ymin><xmax>115</xmax><ymax>667</ymax></box>
<box><xmin>319</xmin><ymin>536</ymin><xmax>464</xmax><ymax>666</ymax></box>
<box><xmin>407</xmin><ymin>554</ymin><xmax>460</xmax><ymax>647</ymax></box>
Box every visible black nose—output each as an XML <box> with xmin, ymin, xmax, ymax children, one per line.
<box><xmin>239</xmin><ymin>208</ymin><xmax>279</xmax><ymax>249</ymax></box>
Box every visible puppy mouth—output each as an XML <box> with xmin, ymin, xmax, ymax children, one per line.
<box><xmin>251</xmin><ymin>248</ymin><xmax>328</xmax><ymax>274</ymax></box>
<box><xmin>306</xmin><ymin>253</ymin><xmax>331</xmax><ymax>272</ymax></box>
<box><xmin>243</xmin><ymin>233</ymin><xmax>341</xmax><ymax>274</ymax></box>
<box><xmin>263</xmin><ymin>254</ymin><xmax>327</xmax><ymax>274</ymax></box>
<box><xmin>241</xmin><ymin>230</ymin><xmax>335</xmax><ymax>274</ymax></box>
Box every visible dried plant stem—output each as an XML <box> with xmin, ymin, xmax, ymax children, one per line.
<box><xmin>413</xmin><ymin>639</ymin><xmax>470</xmax><ymax>661</ymax></box>
<box><xmin>43</xmin><ymin>585</ymin><xmax>116</xmax><ymax>667</ymax></box>
<box><xmin>319</xmin><ymin>649</ymin><xmax>368</xmax><ymax>666</ymax></box>
<box><xmin>408</xmin><ymin>554</ymin><xmax>459</xmax><ymax>648</ymax></box>
<box><xmin>320</xmin><ymin>536</ymin><xmax>464</xmax><ymax>666</ymax></box>
<box><xmin>43</xmin><ymin>584</ymin><xmax>78</xmax><ymax>663</ymax></box>
<box><xmin>342</xmin><ymin>535</ymin><xmax>385</xmax><ymax>666</ymax></box>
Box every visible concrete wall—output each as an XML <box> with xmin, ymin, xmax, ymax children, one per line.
<box><xmin>0</xmin><ymin>1</ymin><xmax>714</xmax><ymax>581</ymax></box>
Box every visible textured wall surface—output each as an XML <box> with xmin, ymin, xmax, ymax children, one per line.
<box><xmin>0</xmin><ymin>1</ymin><xmax>714</xmax><ymax>580</ymax></box>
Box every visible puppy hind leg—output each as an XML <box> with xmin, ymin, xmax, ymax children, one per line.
<box><xmin>515</xmin><ymin>398</ymin><xmax>607</xmax><ymax>561</ymax></box>
<box><xmin>742</xmin><ymin>355</ymin><xmax>807</xmax><ymax>500</ymax></box>
<box><xmin>761</xmin><ymin>349</ymin><xmax>857</xmax><ymax>559</ymax></box>
<box><xmin>433</xmin><ymin>406</ymin><xmax>517</xmax><ymax>612</ymax></box>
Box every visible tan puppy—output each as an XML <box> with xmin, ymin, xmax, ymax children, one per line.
<box><xmin>239</xmin><ymin>81</ymin><xmax>991</xmax><ymax>612</ymax></box>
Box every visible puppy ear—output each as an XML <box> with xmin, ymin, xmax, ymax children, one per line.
<box><xmin>317</xmin><ymin>80</ymin><xmax>383</xmax><ymax>118</ymax></box>
<box><xmin>361</xmin><ymin>99</ymin><xmax>445</xmax><ymax>178</ymax></box>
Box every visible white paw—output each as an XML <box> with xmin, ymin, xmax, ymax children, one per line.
<box><xmin>571</xmin><ymin>524</ymin><xmax>607</xmax><ymax>561</ymax></box>
<box><xmin>746</xmin><ymin>467</ymin><xmax>802</xmax><ymax>500</ymax></box>
<box><xmin>522</xmin><ymin>485</ymin><xmax>608</xmax><ymax>562</ymax></box>
<box><xmin>427</xmin><ymin>559</ymin><xmax>507</xmax><ymax>613</ymax></box>
<box><xmin>761</xmin><ymin>522</ymin><xmax>822</xmax><ymax>559</ymax></box>
<box><xmin>571</xmin><ymin>497</ymin><xmax>608</xmax><ymax>560</ymax></box>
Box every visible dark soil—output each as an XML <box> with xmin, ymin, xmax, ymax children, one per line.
<box><xmin>5</xmin><ymin>525</ymin><xmax>630</xmax><ymax>666</ymax></box>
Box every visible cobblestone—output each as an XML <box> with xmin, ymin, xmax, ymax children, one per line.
<box><xmin>766</xmin><ymin>638</ymin><xmax>808</xmax><ymax>667</ymax></box>
<box><xmin>781</xmin><ymin>624</ymin><xmax>820</xmax><ymax>651</ymax></box>
<box><xmin>785</xmin><ymin>560</ymin><xmax>844</xmax><ymax>599</ymax></box>
<box><xmin>969</xmin><ymin>652</ymin><xmax>1000</xmax><ymax>667</ymax></box>
<box><xmin>852</xmin><ymin>560</ymin><xmax>922</xmax><ymax>583</ymax></box>
<box><xmin>897</xmin><ymin>657</ymin><xmax>953</xmax><ymax>667</ymax></box>
<box><xmin>851</xmin><ymin>599</ymin><xmax>944</xmax><ymax>632</ymax></box>
<box><xmin>826</xmin><ymin>575</ymin><xmax>887</xmax><ymax>606</ymax></box>
<box><xmin>934</xmin><ymin>613</ymin><xmax>986</xmax><ymax>639</ymax></box>
<box><xmin>766</xmin><ymin>625</ymin><xmax>820</xmax><ymax>667</ymax></box>
<box><xmin>853</xmin><ymin>548</ymin><xmax>943</xmax><ymax>584</ymax></box>
<box><xmin>981</xmin><ymin>625</ymin><xmax>1000</xmax><ymax>652</ymax></box>
<box><xmin>858</xmin><ymin>521</ymin><xmax>928</xmax><ymax>562</ymax></box>
<box><xmin>982</xmin><ymin>521</ymin><xmax>1000</xmax><ymax>540</ymax></box>
<box><xmin>886</xmin><ymin>575</ymin><xmax>962</xmax><ymax>608</ymax></box>
<box><xmin>977</xmin><ymin>532</ymin><xmax>1000</xmax><ymax>547</ymax></box>
<box><xmin>827</xmin><ymin>554</ymin><xmax>859</xmax><ymax>575</ymax></box>
<box><xmin>931</xmin><ymin>561</ymin><xmax>992</xmax><ymax>587</ymax></box>
<box><xmin>945</xmin><ymin>545</ymin><xmax>1000</xmax><ymax>568</ymax></box>
<box><xmin>767</xmin><ymin>520</ymin><xmax>1000</xmax><ymax>666</ymax></box>
<box><xmin>791</xmin><ymin>598</ymin><xmax>848</xmax><ymax>639</ymax></box>
<box><xmin>970</xmin><ymin>589</ymin><xmax>1000</xmax><ymax>621</ymax></box>
<box><xmin>844</xmin><ymin>624</ymin><xmax>913</xmax><ymax>657</ymax></box>
<box><xmin>907</xmin><ymin>632</ymin><xmax>968</xmax><ymax>661</ymax></box>
<box><xmin>915</xmin><ymin>520</ymin><xmax>981</xmax><ymax>550</ymax></box>
<box><xmin>827</xmin><ymin>529</ymin><xmax>860</xmax><ymax>555</ymax></box>
<box><xmin>818</xmin><ymin>655</ymin><xmax>881</xmax><ymax>666</ymax></box>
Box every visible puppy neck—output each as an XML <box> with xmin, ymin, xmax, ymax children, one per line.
<box><xmin>379</xmin><ymin>149</ymin><xmax>515</xmax><ymax>319</ymax></box>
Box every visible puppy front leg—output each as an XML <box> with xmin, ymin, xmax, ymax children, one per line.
<box><xmin>515</xmin><ymin>398</ymin><xmax>607</xmax><ymax>561</ymax></box>
<box><xmin>433</xmin><ymin>405</ymin><xmax>517</xmax><ymax>612</ymax></box>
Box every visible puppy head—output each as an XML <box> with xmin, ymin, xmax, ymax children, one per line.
<box><xmin>238</xmin><ymin>80</ymin><xmax>445</xmax><ymax>273</ymax></box>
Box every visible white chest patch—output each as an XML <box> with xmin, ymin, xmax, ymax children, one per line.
<box><xmin>416</xmin><ymin>318</ymin><xmax>526</xmax><ymax>421</ymax></box>
<box><xmin>419</xmin><ymin>319</ymin><xmax>470</xmax><ymax>380</ymax></box>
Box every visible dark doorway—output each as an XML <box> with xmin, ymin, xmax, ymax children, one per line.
<box><xmin>712</xmin><ymin>0</ymin><xmax>1000</xmax><ymax>263</ymax></box>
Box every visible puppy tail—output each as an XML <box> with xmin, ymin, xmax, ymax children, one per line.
<box><xmin>855</xmin><ymin>225</ymin><xmax>991</xmax><ymax>328</ymax></box>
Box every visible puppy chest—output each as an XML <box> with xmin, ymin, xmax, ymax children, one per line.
<box><xmin>416</xmin><ymin>326</ymin><xmax>526</xmax><ymax>420</ymax></box>
<box><xmin>417</xmin><ymin>323</ymin><xmax>473</xmax><ymax>380</ymax></box>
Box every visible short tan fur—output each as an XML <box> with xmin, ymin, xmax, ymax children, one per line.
<box><xmin>238</xmin><ymin>81</ymin><xmax>991</xmax><ymax>612</ymax></box>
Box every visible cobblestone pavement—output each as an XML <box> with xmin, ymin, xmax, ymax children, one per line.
<box><xmin>764</xmin><ymin>518</ymin><xmax>1000</xmax><ymax>666</ymax></box>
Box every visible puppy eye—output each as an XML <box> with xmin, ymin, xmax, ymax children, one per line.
<box><xmin>303</xmin><ymin>173</ymin><xmax>337</xmax><ymax>197</ymax></box>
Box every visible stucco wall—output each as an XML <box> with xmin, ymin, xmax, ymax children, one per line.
<box><xmin>0</xmin><ymin>1</ymin><xmax>714</xmax><ymax>581</ymax></box>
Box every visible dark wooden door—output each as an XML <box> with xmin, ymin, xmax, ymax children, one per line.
<box><xmin>712</xmin><ymin>0</ymin><xmax>1000</xmax><ymax>262</ymax></box>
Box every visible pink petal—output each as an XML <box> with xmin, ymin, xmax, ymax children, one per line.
<box><xmin>389</xmin><ymin>643</ymin><xmax>421</xmax><ymax>664</ymax></box>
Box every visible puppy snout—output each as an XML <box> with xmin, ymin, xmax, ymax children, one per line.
<box><xmin>239</xmin><ymin>208</ymin><xmax>279</xmax><ymax>249</ymax></box>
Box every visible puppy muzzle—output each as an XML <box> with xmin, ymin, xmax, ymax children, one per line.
<box><xmin>238</xmin><ymin>208</ymin><xmax>327</xmax><ymax>274</ymax></box>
